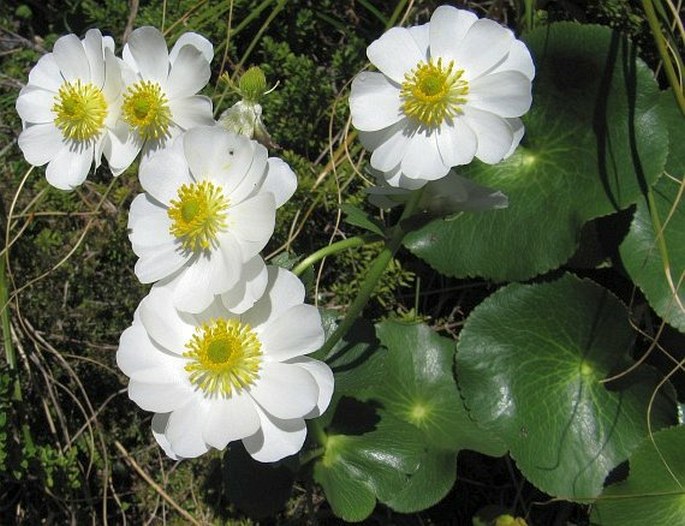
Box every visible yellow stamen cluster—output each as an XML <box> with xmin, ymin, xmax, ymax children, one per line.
<box><xmin>122</xmin><ymin>80</ymin><xmax>172</xmax><ymax>140</ymax></box>
<box><xmin>52</xmin><ymin>80</ymin><xmax>108</xmax><ymax>141</ymax></box>
<box><xmin>167</xmin><ymin>181</ymin><xmax>230</xmax><ymax>253</ymax></box>
<box><xmin>184</xmin><ymin>319</ymin><xmax>262</xmax><ymax>397</ymax></box>
<box><xmin>400</xmin><ymin>58</ymin><xmax>469</xmax><ymax>128</ymax></box>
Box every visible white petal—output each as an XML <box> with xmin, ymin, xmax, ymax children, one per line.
<box><xmin>128</xmin><ymin>193</ymin><xmax>173</xmax><ymax>247</ymax></box>
<box><xmin>242</xmin><ymin>406</ymin><xmax>307</xmax><ymax>463</ymax></box>
<box><xmin>104</xmin><ymin>124</ymin><xmax>141</xmax><ymax>176</ymax></box>
<box><xmin>166</xmin><ymin>45</ymin><xmax>211</xmax><ymax>100</ymax></box>
<box><xmin>241</xmin><ymin>266</ymin><xmax>305</xmax><ymax>328</ymax></box>
<box><xmin>408</xmin><ymin>23</ymin><xmax>430</xmax><ymax>56</ymax></box>
<box><xmin>220</xmin><ymin>256</ymin><xmax>268</xmax><ymax>314</ymax></box>
<box><xmin>469</xmin><ymin>71</ymin><xmax>532</xmax><ymax>118</ymax></box>
<box><xmin>503</xmin><ymin>118</ymin><xmax>525</xmax><ymax>159</ymax></box>
<box><xmin>229</xmin><ymin>193</ymin><xmax>276</xmax><ymax>257</ymax></box>
<box><xmin>228</xmin><ymin>140</ymin><xmax>269</xmax><ymax>204</ymax></box>
<box><xmin>368</xmin><ymin>122</ymin><xmax>412</xmax><ymax>172</ymax></box>
<box><xmin>83</xmin><ymin>29</ymin><xmax>106</xmax><ymax>87</ymax></box>
<box><xmin>117</xmin><ymin>320</ymin><xmax>187</xmax><ymax>384</ymax></box>
<box><xmin>400</xmin><ymin>130</ymin><xmax>449</xmax><ymax>181</ymax></box>
<box><xmin>101</xmin><ymin>49</ymin><xmax>124</xmax><ymax>111</ymax></box>
<box><xmin>436</xmin><ymin>118</ymin><xmax>478</xmax><ymax>167</ymax></box>
<box><xmin>377</xmin><ymin>164</ymin><xmax>428</xmax><ymax>190</ymax></box>
<box><xmin>138</xmin><ymin>144</ymin><xmax>192</xmax><ymax>204</ymax></box>
<box><xmin>52</xmin><ymin>33</ymin><xmax>89</xmax><ymax>81</ymax></box>
<box><xmin>129</xmin><ymin>380</ymin><xmax>190</xmax><ymax>413</ymax></box>
<box><xmin>367</xmin><ymin>27</ymin><xmax>423</xmax><ymax>84</ymax></box>
<box><xmin>203</xmin><ymin>394</ymin><xmax>260</xmax><ymax>449</ymax></box>
<box><xmin>454</xmin><ymin>19</ymin><xmax>514</xmax><ymax>80</ymax></box>
<box><xmin>125</xmin><ymin>26</ymin><xmax>169</xmax><ymax>85</ymax></box>
<box><xmin>16</xmin><ymin>87</ymin><xmax>55</xmax><ymax>123</ymax></box>
<box><xmin>140</xmin><ymin>285</ymin><xmax>196</xmax><ymax>353</ymax></box>
<box><xmin>46</xmin><ymin>145</ymin><xmax>93</xmax><ymax>190</ymax></box>
<box><xmin>263</xmin><ymin>157</ymin><xmax>297</xmax><ymax>208</ymax></box>
<box><xmin>133</xmin><ymin>242</ymin><xmax>187</xmax><ymax>284</ymax></box>
<box><xmin>171</xmin><ymin>253</ymin><xmax>232</xmax><ymax>313</ymax></box>
<box><xmin>152</xmin><ymin>413</ymin><xmax>183</xmax><ymax>460</ymax></box>
<box><xmin>256</xmin><ymin>304</ymin><xmax>325</xmax><ymax>361</ymax></box>
<box><xmin>464</xmin><ymin>107</ymin><xmax>515</xmax><ymax>164</ymax></box>
<box><xmin>184</xmin><ymin>127</ymin><xmax>252</xmax><ymax>184</ymax></box>
<box><xmin>27</xmin><ymin>54</ymin><xmax>61</xmax><ymax>92</ymax></box>
<box><xmin>164</xmin><ymin>400</ymin><xmax>212</xmax><ymax>458</ymax></box>
<box><xmin>491</xmin><ymin>39</ymin><xmax>535</xmax><ymax>80</ymax></box>
<box><xmin>17</xmin><ymin>124</ymin><xmax>63</xmax><ymax>166</ymax></box>
<box><xmin>248</xmin><ymin>362</ymin><xmax>318</xmax><ymax>419</ymax></box>
<box><xmin>350</xmin><ymin>72</ymin><xmax>403</xmax><ymax>132</ymax></box>
<box><xmin>169</xmin><ymin>96</ymin><xmax>214</xmax><ymax>130</ymax></box>
<box><xmin>169</xmin><ymin>32</ymin><xmax>214</xmax><ymax>64</ymax></box>
<box><xmin>429</xmin><ymin>6</ymin><xmax>478</xmax><ymax>60</ymax></box>
<box><xmin>286</xmin><ymin>357</ymin><xmax>334</xmax><ymax>418</ymax></box>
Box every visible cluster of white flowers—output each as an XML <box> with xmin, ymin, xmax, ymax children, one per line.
<box><xmin>349</xmin><ymin>5</ymin><xmax>535</xmax><ymax>190</ymax></box>
<box><xmin>15</xmin><ymin>5</ymin><xmax>534</xmax><ymax>464</ymax></box>
<box><xmin>16</xmin><ymin>27</ymin><xmax>332</xmax><ymax>462</ymax></box>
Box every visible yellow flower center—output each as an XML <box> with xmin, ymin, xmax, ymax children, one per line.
<box><xmin>52</xmin><ymin>80</ymin><xmax>108</xmax><ymax>141</ymax></box>
<box><xmin>400</xmin><ymin>58</ymin><xmax>469</xmax><ymax>127</ymax></box>
<box><xmin>184</xmin><ymin>319</ymin><xmax>262</xmax><ymax>397</ymax></box>
<box><xmin>122</xmin><ymin>80</ymin><xmax>172</xmax><ymax>140</ymax></box>
<box><xmin>167</xmin><ymin>181</ymin><xmax>229</xmax><ymax>253</ymax></box>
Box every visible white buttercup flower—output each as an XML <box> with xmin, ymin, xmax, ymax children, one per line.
<box><xmin>108</xmin><ymin>27</ymin><xmax>216</xmax><ymax>174</ymax></box>
<box><xmin>116</xmin><ymin>266</ymin><xmax>333</xmax><ymax>462</ymax></box>
<box><xmin>15</xmin><ymin>29</ymin><xmax>128</xmax><ymax>190</ymax></box>
<box><xmin>349</xmin><ymin>5</ymin><xmax>534</xmax><ymax>188</ymax></box>
<box><xmin>128</xmin><ymin>126</ymin><xmax>297</xmax><ymax>314</ymax></box>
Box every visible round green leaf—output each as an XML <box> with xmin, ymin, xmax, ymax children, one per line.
<box><xmin>314</xmin><ymin>321</ymin><xmax>505</xmax><ymax>520</ymax></box>
<box><xmin>366</xmin><ymin>321</ymin><xmax>506</xmax><ymax>456</ymax></box>
<box><xmin>456</xmin><ymin>273</ymin><xmax>676</xmax><ymax>499</ymax></box>
<box><xmin>620</xmin><ymin>93</ymin><xmax>685</xmax><ymax>332</ymax></box>
<box><xmin>591</xmin><ymin>426</ymin><xmax>685</xmax><ymax>525</ymax></box>
<box><xmin>381</xmin><ymin>449</ymin><xmax>457</xmax><ymax>514</ymax></box>
<box><xmin>404</xmin><ymin>23</ymin><xmax>668</xmax><ymax>281</ymax></box>
<box><xmin>314</xmin><ymin>411</ymin><xmax>423</xmax><ymax>522</ymax></box>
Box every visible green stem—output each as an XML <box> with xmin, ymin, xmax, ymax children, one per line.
<box><xmin>0</xmin><ymin>256</ymin><xmax>14</xmax><ymax>372</ymax></box>
<box><xmin>317</xmin><ymin>190</ymin><xmax>424</xmax><ymax>358</ymax></box>
<box><xmin>642</xmin><ymin>0</ymin><xmax>685</xmax><ymax>116</ymax></box>
<box><xmin>292</xmin><ymin>235</ymin><xmax>378</xmax><ymax>277</ymax></box>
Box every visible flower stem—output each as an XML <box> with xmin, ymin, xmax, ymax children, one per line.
<box><xmin>641</xmin><ymin>0</ymin><xmax>685</xmax><ymax>116</ymax></box>
<box><xmin>317</xmin><ymin>190</ymin><xmax>424</xmax><ymax>358</ymax></box>
<box><xmin>292</xmin><ymin>234</ymin><xmax>379</xmax><ymax>278</ymax></box>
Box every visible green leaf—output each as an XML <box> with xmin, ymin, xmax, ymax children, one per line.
<box><xmin>404</xmin><ymin>23</ymin><xmax>669</xmax><ymax>281</ymax></box>
<box><xmin>591</xmin><ymin>426</ymin><xmax>685</xmax><ymax>525</ymax></box>
<box><xmin>620</xmin><ymin>92</ymin><xmax>685</xmax><ymax>332</ymax></box>
<box><xmin>456</xmin><ymin>273</ymin><xmax>676</xmax><ymax>499</ymax></box>
<box><xmin>340</xmin><ymin>203</ymin><xmax>385</xmax><ymax>236</ymax></box>
<box><xmin>314</xmin><ymin>321</ymin><xmax>505</xmax><ymax>520</ymax></box>
<box><xmin>314</xmin><ymin>411</ymin><xmax>423</xmax><ymax>522</ymax></box>
<box><xmin>381</xmin><ymin>449</ymin><xmax>457</xmax><ymax>514</ymax></box>
<box><xmin>366</xmin><ymin>322</ymin><xmax>506</xmax><ymax>456</ymax></box>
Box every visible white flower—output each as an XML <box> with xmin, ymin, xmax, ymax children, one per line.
<box><xmin>367</xmin><ymin>168</ymin><xmax>508</xmax><ymax>215</ymax></box>
<box><xmin>116</xmin><ymin>266</ymin><xmax>333</xmax><ymax>462</ymax></box>
<box><xmin>108</xmin><ymin>27</ymin><xmax>216</xmax><ymax>174</ymax></box>
<box><xmin>349</xmin><ymin>5</ymin><xmax>535</xmax><ymax>188</ymax></box>
<box><xmin>128</xmin><ymin>126</ymin><xmax>297</xmax><ymax>313</ymax></box>
<box><xmin>15</xmin><ymin>29</ymin><xmax>127</xmax><ymax>190</ymax></box>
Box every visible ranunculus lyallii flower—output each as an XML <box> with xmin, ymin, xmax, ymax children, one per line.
<box><xmin>15</xmin><ymin>29</ymin><xmax>127</xmax><ymax>190</ymax></box>
<box><xmin>116</xmin><ymin>266</ymin><xmax>333</xmax><ymax>462</ymax></box>
<box><xmin>349</xmin><ymin>5</ymin><xmax>535</xmax><ymax>187</ymax></box>
<box><xmin>128</xmin><ymin>126</ymin><xmax>297</xmax><ymax>313</ymax></box>
<box><xmin>108</xmin><ymin>27</ymin><xmax>216</xmax><ymax>173</ymax></box>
